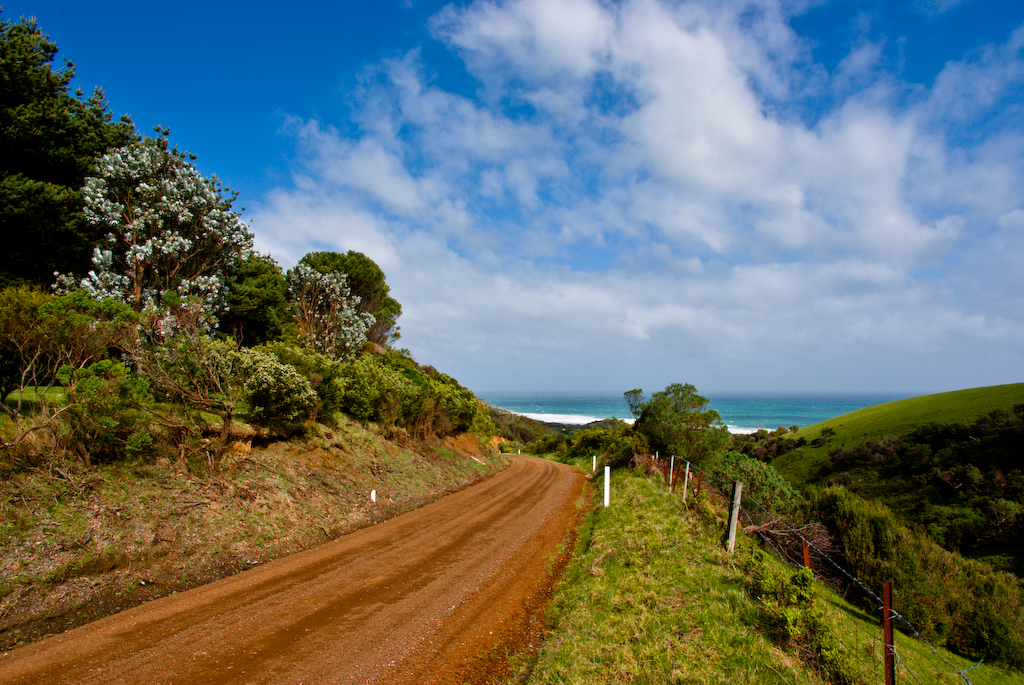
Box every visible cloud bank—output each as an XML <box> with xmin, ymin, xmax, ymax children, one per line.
<box><xmin>252</xmin><ymin>0</ymin><xmax>1024</xmax><ymax>394</ymax></box>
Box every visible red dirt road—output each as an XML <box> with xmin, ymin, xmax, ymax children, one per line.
<box><xmin>0</xmin><ymin>456</ymin><xmax>584</xmax><ymax>685</ymax></box>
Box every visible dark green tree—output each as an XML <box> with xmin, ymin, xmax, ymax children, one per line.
<box><xmin>0</xmin><ymin>12</ymin><xmax>135</xmax><ymax>287</ymax></box>
<box><xmin>629</xmin><ymin>383</ymin><xmax>728</xmax><ymax>463</ymax></box>
<box><xmin>220</xmin><ymin>252</ymin><xmax>291</xmax><ymax>346</ymax></box>
<box><xmin>298</xmin><ymin>250</ymin><xmax>402</xmax><ymax>347</ymax></box>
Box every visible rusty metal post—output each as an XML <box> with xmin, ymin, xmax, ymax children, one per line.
<box><xmin>803</xmin><ymin>538</ymin><xmax>811</xmax><ymax>569</ymax></box>
<box><xmin>883</xmin><ymin>581</ymin><xmax>896</xmax><ymax>685</ymax></box>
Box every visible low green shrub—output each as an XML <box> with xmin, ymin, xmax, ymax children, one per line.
<box><xmin>746</xmin><ymin>549</ymin><xmax>860</xmax><ymax>684</ymax></box>
<box><xmin>806</xmin><ymin>485</ymin><xmax>1024</xmax><ymax>668</ymax></box>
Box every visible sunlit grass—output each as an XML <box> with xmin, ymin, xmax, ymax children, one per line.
<box><xmin>515</xmin><ymin>465</ymin><xmax>1024</xmax><ymax>685</ymax></box>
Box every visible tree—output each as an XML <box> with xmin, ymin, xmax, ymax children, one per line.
<box><xmin>56</xmin><ymin>130</ymin><xmax>253</xmax><ymax>336</ymax></box>
<box><xmin>298</xmin><ymin>251</ymin><xmax>401</xmax><ymax>346</ymax></box>
<box><xmin>0</xmin><ymin>12</ymin><xmax>135</xmax><ymax>287</ymax></box>
<box><xmin>288</xmin><ymin>262</ymin><xmax>374</xmax><ymax>361</ymax></box>
<box><xmin>0</xmin><ymin>286</ymin><xmax>136</xmax><ymax>457</ymax></box>
<box><xmin>220</xmin><ymin>252</ymin><xmax>291</xmax><ymax>346</ymax></box>
<box><xmin>628</xmin><ymin>383</ymin><xmax>728</xmax><ymax>463</ymax></box>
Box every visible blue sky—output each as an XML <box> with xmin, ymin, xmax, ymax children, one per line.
<box><xmin>6</xmin><ymin>0</ymin><xmax>1024</xmax><ymax>395</ymax></box>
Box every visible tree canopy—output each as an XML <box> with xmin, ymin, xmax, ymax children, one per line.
<box><xmin>298</xmin><ymin>251</ymin><xmax>401</xmax><ymax>347</ymax></box>
<box><xmin>0</xmin><ymin>12</ymin><xmax>135</xmax><ymax>287</ymax></box>
<box><xmin>627</xmin><ymin>383</ymin><xmax>728</xmax><ymax>463</ymax></box>
<box><xmin>57</xmin><ymin>130</ymin><xmax>253</xmax><ymax>335</ymax></box>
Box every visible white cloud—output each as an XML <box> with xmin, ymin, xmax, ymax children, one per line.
<box><xmin>251</xmin><ymin>0</ymin><xmax>1024</xmax><ymax>393</ymax></box>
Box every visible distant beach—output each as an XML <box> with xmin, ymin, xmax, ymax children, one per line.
<box><xmin>479</xmin><ymin>392</ymin><xmax>912</xmax><ymax>433</ymax></box>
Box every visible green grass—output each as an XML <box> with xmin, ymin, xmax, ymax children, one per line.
<box><xmin>515</xmin><ymin>465</ymin><xmax>1024</xmax><ymax>685</ymax></box>
<box><xmin>772</xmin><ymin>383</ymin><xmax>1024</xmax><ymax>485</ymax></box>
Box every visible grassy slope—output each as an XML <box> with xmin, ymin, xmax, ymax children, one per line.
<box><xmin>514</xmin><ymin>464</ymin><xmax>1024</xmax><ymax>685</ymax></box>
<box><xmin>772</xmin><ymin>383</ymin><xmax>1024</xmax><ymax>485</ymax></box>
<box><xmin>0</xmin><ymin>420</ymin><xmax>505</xmax><ymax>650</ymax></box>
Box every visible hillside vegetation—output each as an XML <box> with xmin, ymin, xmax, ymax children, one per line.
<box><xmin>769</xmin><ymin>383</ymin><xmax>1024</xmax><ymax>484</ymax></box>
<box><xmin>514</xmin><ymin>463</ymin><xmax>1024</xmax><ymax>685</ymax></box>
<box><xmin>517</xmin><ymin>382</ymin><xmax>1024</xmax><ymax>674</ymax></box>
<box><xmin>746</xmin><ymin>384</ymin><xmax>1024</xmax><ymax>574</ymax></box>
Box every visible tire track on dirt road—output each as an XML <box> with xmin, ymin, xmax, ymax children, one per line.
<box><xmin>0</xmin><ymin>455</ymin><xmax>584</xmax><ymax>685</ymax></box>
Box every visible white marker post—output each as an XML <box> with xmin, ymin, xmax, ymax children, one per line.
<box><xmin>682</xmin><ymin>462</ymin><xmax>690</xmax><ymax>502</ymax></box>
<box><xmin>371</xmin><ymin>489</ymin><xmax>376</xmax><ymax>503</ymax></box>
<box><xmin>604</xmin><ymin>466</ymin><xmax>611</xmax><ymax>508</ymax></box>
<box><xmin>669</xmin><ymin>455</ymin><xmax>675</xmax><ymax>489</ymax></box>
<box><xmin>592</xmin><ymin>455</ymin><xmax>597</xmax><ymax>474</ymax></box>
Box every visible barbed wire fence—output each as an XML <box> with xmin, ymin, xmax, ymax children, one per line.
<box><xmin>628</xmin><ymin>453</ymin><xmax>986</xmax><ymax>685</ymax></box>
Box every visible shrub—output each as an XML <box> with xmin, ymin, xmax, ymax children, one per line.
<box><xmin>238</xmin><ymin>349</ymin><xmax>318</xmax><ymax>426</ymax></box>
<box><xmin>59</xmin><ymin>359</ymin><xmax>152</xmax><ymax>463</ymax></box>
<box><xmin>806</xmin><ymin>485</ymin><xmax>1024</xmax><ymax>668</ymax></box>
<box><xmin>746</xmin><ymin>549</ymin><xmax>860</xmax><ymax>684</ymax></box>
<box><xmin>259</xmin><ymin>342</ymin><xmax>347</xmax><ymax>421</ymax></box>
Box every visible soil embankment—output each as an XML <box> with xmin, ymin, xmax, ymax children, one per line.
<box><xmin>0</xmin><ymin>456</ymin><xmax>584</xmax><ymax>684</ymax></box>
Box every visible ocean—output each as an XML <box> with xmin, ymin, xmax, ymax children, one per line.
<box><xmin>478</xmin><ymin>392</ymin><xmax>912</xmax><ymax>433</ymax></box>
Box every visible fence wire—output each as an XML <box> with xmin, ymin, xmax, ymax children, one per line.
<box><xmin>656</xmin><ymin>456</ymin><xmax>985</xmax><ymax>685</ymax></box>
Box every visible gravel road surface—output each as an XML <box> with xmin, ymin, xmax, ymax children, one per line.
<box><xmin>0</xmin><ymin>455</ymin><xmax>584</xmax><ymax>684</ymax></box>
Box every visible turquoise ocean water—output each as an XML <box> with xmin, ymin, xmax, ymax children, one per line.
<box><xmin>478</xmin><ymin>392</ymin><xmax>911</xmax><ymax>433</ymax></box>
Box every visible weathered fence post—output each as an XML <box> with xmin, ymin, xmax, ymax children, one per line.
<box><xmin>682</xmin><ymin>462</ymin><xmax>690</xmax><ymax>502</ymax></box>
<box><xmin>695</xmin><ymin>470</ymin><xmax>703</xmax><ymax>499</ymax></box>
<box><xmin>802</xmin><ymin>538</ymin><xmax>811</xmax><ymax>569</ymax></box>
<box><xmin>669</xmin><ymin>455</ymin><xmax>676</xmax><ymax>491</ymax></box>
<box><xmin>604</xmin><ymin>465</ymin><xmax>611</xmax><ymax>508</ymax></box>
<box><xmin>726</xmin><ymin>481</ymin><xmax>743</xmax><ymax>553</ymax></box>
<box><xmin>883</xmin><ymin>581</ymin><xmax>896</xmax><ymax>685</ymax></box>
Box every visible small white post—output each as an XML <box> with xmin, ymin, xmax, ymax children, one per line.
<box><xmin>592</xmin><ymin>455</ymin><xmax>596</xmax><ymax>474</ymax></box>
<box><xmin>371</xmin><ymin>489</ymin><xmax>376</xmax><ymax>503</ymax></box>
<box><xmin>669</xmin><ymin>455</ymin><xmax>675</xmax><ymax>489</ymax></box>
<box><xmin>682</xmin><ymin>462</ymin><xmax>690</xmax><ymax>502</ymax></box>
<box><xmin>604</xmin><ymin>466</ymin><xmax>610</xmax><ymax>508</ymax></box>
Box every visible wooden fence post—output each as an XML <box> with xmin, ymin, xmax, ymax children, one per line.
<box><xmin>726</xmin><ymin>481</ymin><xmax>743</xmax><ymax>553</ymax></box>
<box><xmin>883</xmin><ymin>581</ymin><xmax>896</xmax><ymax>685</ymax></box>
<box><xmin>695</xmin><ymin>470</ymin><xmax>703</xmax><ymax>500</ymax></box>
<box><xmin>803</xmin><ymin>538</ymin><xmax>811</xmax><ymax>569</ymax></box>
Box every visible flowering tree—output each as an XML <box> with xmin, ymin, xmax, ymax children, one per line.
<box><xmin>289</xmin><ymin>263</ymin><xmax>374</xmax><ymax>361</ymax></box>
<box><xmin>57</xmin><ymin>129</ymin><xmax>252</xmax><ymax>335</ymax></box>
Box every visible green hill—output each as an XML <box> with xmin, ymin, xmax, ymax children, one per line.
<box><xmin>767</xmin><ymin>382</ymin><xmax>1024</xmax><ymax>574</ymax></box>
<box><xmin>772</xmin><ymin>383</ymin><xmax>1024</xmax><ymax>485</ymax></box>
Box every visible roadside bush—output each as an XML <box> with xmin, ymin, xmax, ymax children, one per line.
<box><xmin>746</xmin><ymin>549</ymin><xmax>860</xmax><ymax>684</ymax></box>
<box><xmin>238</xmin><ymin>349</ymin><xmax>318</xmax><ymax>427</ymax></box>
<box><xmin>340</xmin><ymin>353</ymin><xmax>415</xmax><ymax>424</ymax></box>
<box><xmin>806</xmin><ymin>485</ymin><xmax>1024</xmax><ymax>668</ymax></box>
<box><xmin>258</xmin><ymin>342</ymin><xmax>345</xmax><ymax>421</ymax></box>
<box><xmin>59</xmin><ymin>359</ymin><xmax>152</xmax><ymax>463</ymax></box>
<box><xmin>708</xmin><ymin>450</ymin><xmax>799</xmax><ymax>514</ymax></box>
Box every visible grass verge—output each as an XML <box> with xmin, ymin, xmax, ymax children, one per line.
<box><xmin>513</xmin><ymin>463</ymin><xmax>1024</xmax><ymax>685</ymax></box>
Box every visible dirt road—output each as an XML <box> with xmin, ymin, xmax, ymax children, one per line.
<box><xmin>0</xmin><ymin>456</ymin><xmax>584</xmax><ymax>685</ymax></box>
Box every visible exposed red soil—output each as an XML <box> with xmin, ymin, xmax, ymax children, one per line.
<box><xmin>0</xmin><ymin>456</ymin><xmax>584</xmax><ymax>684</ymax></box>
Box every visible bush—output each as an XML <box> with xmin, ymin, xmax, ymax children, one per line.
<box><xmin>708</xmin><ymin>450</ymin><xmax>800</xmax><ymax>514</ymax></box>
<box><xmin>238</xmin><ymin>349</ymin><xmax>318</xmax><ymax>426</ymax></box>
<box><xmin>746</xmin><ymin>549</ymin><xmax>859</xmax><ymax>684</ymax></box>
<box><xmin>259</xmin><ymin>342</ymin><xmax>347</xmax><ymax>421</ymax></box>
<box><xmin>59</xmin><ymin>359</ymin><xmax>152</xmax><ymax>463</ymax></box>
<box><xmin>806</xmin><ymin>485</ymin><xmax>1024</xmax><ymax>668</ymax></box>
